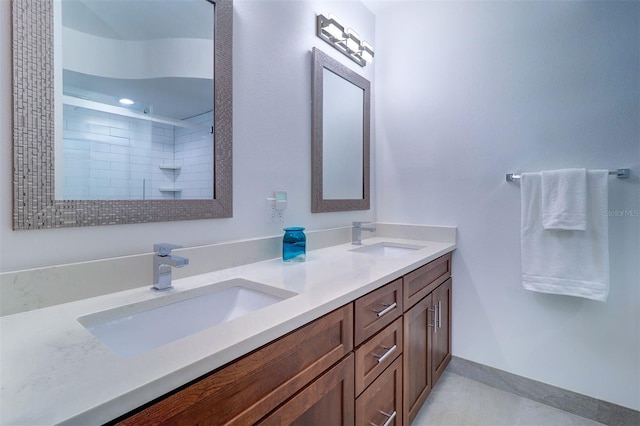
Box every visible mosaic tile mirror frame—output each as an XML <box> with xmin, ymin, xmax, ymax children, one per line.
<box><xmin>11</xmin><ymin>0</ymin><xmax>233</xmax><ymax>229</ymax></box>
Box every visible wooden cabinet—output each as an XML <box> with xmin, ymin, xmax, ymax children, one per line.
<box><xmin>114</xmin><ymin>253</ymin><xmax>453</xmax><ymax>426</ymax></box>
<box><xmin>354</xmin><ymin>288</ymin><xmax>404</xmax><ymax>426</ymax></box>
<box><xmin>403</xmin><ymin>292</ymin><xmax>434</xmax><ymax>423</ymax></box>
<box><xmin>354</xmin><ymin>278</ymin><xmax>403</xmax><ymax>346</ymax></box>
<box><xmin>355</xmin><ymin>317</ymin><xmax>403</xmax><ymax>395</ymax></box>
<box><xmin>431</xmin><ymin>278</ymin><xmax>452</xmax><ymax>385</ymax></box>
<box><xmin>115</xmin><ymin>305</ymin><xmax>353</xmax><ymax>426</ymax></box>
<box><xmin>259</xmin><ymin>354</ymin><xmax>355</xmax><ymax>425</ymax></box>
<box><xmin>356</xmin><ymin>355</ymin><xmax>403</xmax><ymax>426</ymax></box>
<box><xmin>402</xmin><ymin>255</ymin><xmax>453</xmax><ymax>424</ymax></box>
<box><xmin>403</xmin><ymin>252</ymin><xmax>451</xmax><ymax>310</ymax></box>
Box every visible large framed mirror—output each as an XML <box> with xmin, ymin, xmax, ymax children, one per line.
<box><xmin>12</xmin><ymin>0</ymin><xmax>232</xmax><ymax>229</ymax></box>
<box><xmin>311</xmin><ymin>47</ymin><xmax>370</xmax><ymax>213</ymax></box>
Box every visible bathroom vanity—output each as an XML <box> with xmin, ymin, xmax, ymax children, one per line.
<box><xmin>0</xmin><ymin>232</ymin><xmax>455</xmax><ymax>425</ymax></box>
<box><xmin>114</xmin><ymin>253</ymin><xmax>451</xmax><ymax>425</ymax></box>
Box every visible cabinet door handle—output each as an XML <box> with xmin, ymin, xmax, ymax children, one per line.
<box><xmin>438</xmin><ymin>300</ymin><xmax>442</xmax><ymax>329</ymax></box>
<box><xmin>428</xmin><ymin>306</ymin><xmax>437</xmax><ymax>334</ymax></box>
<box><xmin>378</xmin><ymin>410</ymin><xmax>397</xmax><ymax>426</ymax></box>
<box><xmin>373</xmin><ymin>344</ymin><xmax>397</xmax><ymax>364</ymax></box>
<box><xmin>374</xmin><ymin>302</ymin><xmax>397</xmax><ymax>318</ymax></box>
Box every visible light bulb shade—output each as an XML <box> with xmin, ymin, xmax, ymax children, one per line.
<box><xmin>360</xmin><ymin>51</ymin><xmax>373</xmax><ymax>63</ymax></box>
<box><xmin>361</xmin><ymin>41</ymin><xmax>374</xmax><ymax>63</ymax></box>
<box><xmin>345</xmin><ymin>28</ymin><xmax>360</xmax><ymax>40</ymax></box>
<box><xmin>345</xmin><ymin>29</ymin><xmax>361</xmax><ymax>52</ymax></box>
<box><xmin>327</xmin><ymin>13</ymin><xmax>344</xmax><ymax>28</ymax></box>
<box><xmin>325</xmin><ymin>22</ymin><xmax>344</xmax><ymax>40</ymax></box>
<box><xmin>319</xmin><ymin>14</ymin><xmax>345</xmax><ymax>41</ymax></box>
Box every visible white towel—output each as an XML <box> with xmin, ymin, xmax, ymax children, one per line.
<box><xmin>521</xmin><ymin>170</ymin><xmax>609</xmax><ymax>301</ymax></box>
<box><xmin>541</xmin><ymin>168</ymin><xmax>587</xmax><ymax>230</ymax></box>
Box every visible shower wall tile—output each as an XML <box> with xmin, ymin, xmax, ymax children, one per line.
<box><xmin>61</xmin><ymin>106</ymin><xmax>213</xmax><ymax>200</ymax></box>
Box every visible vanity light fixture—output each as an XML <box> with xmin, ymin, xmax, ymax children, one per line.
<box><xmin>360</xmin><ymin>41</ymin><xmax>374</xmax><ymax>64</ymax></box>
<box><xmin>317</xmin><ymin>13</ymin><xmax>374</xmax><ymax>67</ymax></box>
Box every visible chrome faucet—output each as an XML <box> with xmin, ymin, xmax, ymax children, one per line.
<box><xmin>152</xmin><ymin>243</ymin><xmax>189</xmax><ymax>291</ymax></box>
<box><xmin>352</xmin><ymin>221</ymin><xmax>376</xmax><ymax>245</ymax></box>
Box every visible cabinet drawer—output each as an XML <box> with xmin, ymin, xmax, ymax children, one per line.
<box><xmin>403</xmin><ymin>253</ymin><xmax>451</xmax><ymax>310</ymax></box>
<box><xmin>355</xmin><ymin>278</ymin><xmax>403</xmax><ymax>346</ymax></box>
<box><xmin>116</xmin><ymin>305</ymin><xmax>353</xmax><ymax>426</ymax></box>
<box><xmin>258</xmin><ymin>353</ymin><xmax>355</xmax><ymax>425</ymax></box>
<box><xmin>355</xmin><ymin>317</ymin><xmax>403</xmax><ymax>396</ymax></box>
<box><xmin>356</xmin><ymin>355</ymin><xmax>403</xmax><ymax>426</ymax></box>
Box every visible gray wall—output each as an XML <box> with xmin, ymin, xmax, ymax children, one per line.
<box><xmin>372</xmin><ymin>0</ymin><xmax>639</xmax><ymax>410</ymax></box>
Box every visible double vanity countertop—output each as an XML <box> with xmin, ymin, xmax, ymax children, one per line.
<box><xmin>1</xmin><ymin>236</ymin><xmax>455</xmax><ymax>425</ymax></box>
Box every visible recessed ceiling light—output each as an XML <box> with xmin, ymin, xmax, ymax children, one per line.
<box><xmin>119</xmin><ymin>98</ymin><xmax>134</xmax><ymax>105</ymax></box>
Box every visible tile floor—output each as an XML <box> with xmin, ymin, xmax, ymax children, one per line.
<box><xmin>412</xmin><ymin>372</ymin><xmax>605</xmax><ymax>426</ymax></box>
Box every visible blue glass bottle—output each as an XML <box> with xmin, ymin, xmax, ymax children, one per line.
<box><xmin>283</xmin><ymin>227</ymin><xmax>306</xmax><ymax>262</ymax></box>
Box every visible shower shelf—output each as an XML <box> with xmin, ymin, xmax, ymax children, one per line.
<box><xmin>159</xmin><ymin>188</ymin><xmax>182</xmax><ymax>192</ymax></box>
<box><xmin>159</xmin><ymin>165</ymin><xmax>182</xmax><ymax>171</ymax></box>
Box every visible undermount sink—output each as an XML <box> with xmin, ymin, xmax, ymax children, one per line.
<box><xmin>78</xmin><ymin>278</ymin><xmax>297</xmax><ymax>357</ymax></box>
<box><xmin>350</xmin><ymin>242</ymin><xmax>426</xmax><ymax>256</ymax></box>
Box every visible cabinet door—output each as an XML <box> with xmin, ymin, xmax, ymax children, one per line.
<box><xmin>432</xmin><ymin>278</ymin><xmax>452</xmax><ymax>385</ymax></box>
<box><xmin>356</xmin><ymin>355</ymin><xmax>403</xmax><ymax>426</ymax></box>
<box><xmin>259</xmin><ymin>354</ymin><xmax>355</xmax><ymax>425</ymax></box>
<box><xmin>403</xmin><ymin>293</ymin><xmax>434</xmax><ymax>424</ymax></box>
<box><xmin>116</xmin><ymin>305</ymin><xmax>353</xmax><ymax>426</ymax></box>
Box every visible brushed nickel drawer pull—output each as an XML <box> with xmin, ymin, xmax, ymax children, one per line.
<box><xmin>428</xmin><ymin>306</ymin><xmax>437</xmax><ymax>334</ymax></box>
<box><xmin>373</xmin><ymin>344</ymin><xmax>397</xmax><ymax>364</ymax></box>
<box><xmin>428</xmin><ymin>306</ymin><xmax>437</xmax><ymax>333</ymax></box>
<box><xmin>374</xmin><ymin>302</ymin><xmax>397</xmax><ymax>317</ymax></box>
<box><xmin>369</xmin><ymin>410</ymin><xmax>397</xmax><ymax>426</ymax></box>
<box><xmin>438</xmin><ymin>300</ymin><xmax>442</xmax><ymax>329</ymax></box>
<box><xmin>380</xmin><ymin>410</ymin><xmax>397</xmax><ymax>426</ymax></box>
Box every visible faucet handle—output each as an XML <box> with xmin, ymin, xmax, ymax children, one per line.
<box><xmin>154</xmin><ymin>243</ymin><xmax>182</xmax><ymax>256</ymax></box>
<box><xmin>353</xmin><ymin>221</ymin><xmax>374</xmax><ymax>228</ymax></box>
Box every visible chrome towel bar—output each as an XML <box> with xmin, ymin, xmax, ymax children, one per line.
<box><xmin>506</xmin><ymin>168</ymin><xmax>630</xmax><ymax>182</ymax></box>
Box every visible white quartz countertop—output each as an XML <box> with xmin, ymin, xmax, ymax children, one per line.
<box><xmin>0</xmin><ymin>237</ymin><xmax>455</xmax><ymax>425</ymax></box>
